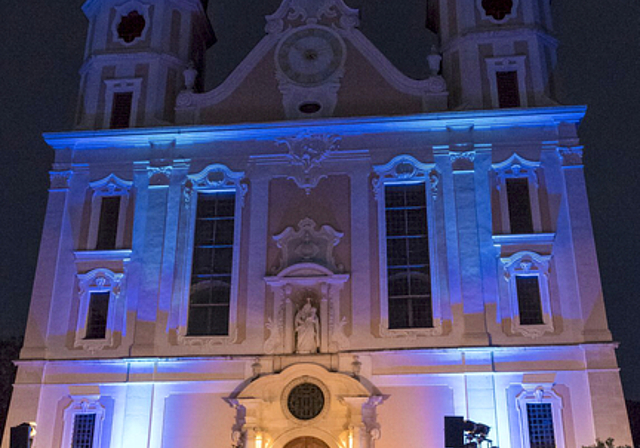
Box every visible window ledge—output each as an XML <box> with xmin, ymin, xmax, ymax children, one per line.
<box><xmin>74</xmin><ymin>250</ymin><xmax>133</xmax><ymax>262</ymax></box>
<box><xmin>492</xmin><ymin>233</ymin><xmax>555</xmax><ymax>246</ymax></box>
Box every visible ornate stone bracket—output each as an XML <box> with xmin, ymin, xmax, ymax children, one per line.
<box><xmin>276</xmin><ymin>133</ymin><xmax>342</xmax><ymax>193</ymax></box>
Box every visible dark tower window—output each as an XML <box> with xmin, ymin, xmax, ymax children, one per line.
<box><xmin>497</xmin><ymin>71</ymin><xmax>521</xmax><ymax>108</ymax></box>
<box><xmin>109</xmin><ymin>92</ymin><xmax>133</xmax><ymax>129</ymax></box>
<box><xmin>516</xmin><ymin>276</ymin><xmax>544</xmax><ymax>325</ymax></box>
<box><xmin>117</xmin><ymin>11</ymin><xmax>146</xmax><ymax>44</ymax></box>
<box><xmin>96</xmin><ymin>196</ymin><xmax>121</xmax><ymax>250</ymax></box>
<box><xmin>506</xmin><ymin>178</ymin><xmax>534</xmax><ymax>234</ymax></box>
<box><xmin>482</xmin><ymin>0</ymin><xmax>514</xmax><ymax>21</ymax></box>
<box><xmin>188</xmin><ymin>192</ymin><xmax>236</xmax><ymax>336</ymax></box>
<box><xmin>385</xmin><ymin>183</ymin><xmax>432</xmax><ymax>329</ymax></box>
<box><xmin>85</xmin><ymin>292</ymin><xmax>110</xmax><ymax>340</ymax></box>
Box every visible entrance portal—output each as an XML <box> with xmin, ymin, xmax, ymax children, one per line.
<box><xmin>283</xmin><ymin>437</ymin><xmax>330</xmax><ymax>448</ymax></box>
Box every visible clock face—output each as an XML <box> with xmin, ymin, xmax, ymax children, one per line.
<box><xmin>276</xmin><ymin>26</ymin><xmax>345</xmax><ymax>86</ymax></box>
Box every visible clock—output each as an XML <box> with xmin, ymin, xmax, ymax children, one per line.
<box><xmin>276</xmin><ymin>26</ymin><xmax>346</xmax><ymax>86</ymax></box>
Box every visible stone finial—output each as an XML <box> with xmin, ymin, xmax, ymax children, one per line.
<box><xmin>427</xmin><ymin>45</ymin><xmax>442</xmax><ymax>76</ymax></box>
<box><xmin>183</xmin><ymin>61</ymin><xmax>198</xmax><ymax>92</ymax></box>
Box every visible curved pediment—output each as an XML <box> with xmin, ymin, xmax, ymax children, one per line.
<box><xmin>175</xmin><ymin>0</ymin><xmax>448</xmax><ymax>125</ymax></box>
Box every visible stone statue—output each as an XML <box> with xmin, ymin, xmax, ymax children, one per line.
<box><xmin>295</xmin><ymin>299</ymin><xmax>319</xmax><ymax>354</ymax></box>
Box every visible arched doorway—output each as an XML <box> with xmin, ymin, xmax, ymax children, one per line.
<box><xmin>283</xmin><ymin>437</ymin><xmax>330</xmax><ymax>448</ymax></box>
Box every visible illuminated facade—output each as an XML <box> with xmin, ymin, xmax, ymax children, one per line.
<box><xmin>2</xmin><ymin>0</ymin><xmax>633</xmax><ymax>448</ymax></box>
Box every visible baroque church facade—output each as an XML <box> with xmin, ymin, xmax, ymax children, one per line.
<box><xmin>3</xmin><ymin>0</ymin><xmax>633</xmax><ymax>447</ymax></box>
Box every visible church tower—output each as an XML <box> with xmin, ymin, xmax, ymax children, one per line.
<box><xmin>76</xmin><ymin>0</ymin><xmax>214</xmax><ymax>130</ymax></box>
<box><xmin>428</xmin><ymin>0</ymin><xmax>557</xmax><ymax>110</ymax></box>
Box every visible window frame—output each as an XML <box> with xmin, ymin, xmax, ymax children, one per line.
<box><xmin>74</xmin><ymin>268</ymin><xmax>124</xmax><ymax>351</ymax></box>
<box><xmin>177</xmin><ymin>164</ymin><xmax>247</xmax><ymax>345</ymax></box>
<box><xmin>373</xmin><ymin>155</ymin><xmax>443</xmax><ymax>337</ymax></box>
<box><xmin>486</xmin><ymin>56</ymin><xmax>528</xmax><ymax>109</ymax></box>
<box><xmin>516</xmin><ymin>386</ymin><xmax>565</xmax><ymax>448</ymax></box>
<box><xmin>493</xmin><ymin>153</ymin><xmax>542</xmax><ymax>235</ymax></box>
<box><xmin>88</xmin><ymin>174</ymin><xmax>133</xmax><ymax>251</ymax></box>
<box><xmin>500</xmin><ymin>251</ymin><xmax>553</xmax><ymax>338</ymax></box>
<box><xmin>111</xmin><ymin>1</ymin><xmax>151</xmax><ymax>46</ymax></box>
<box><xmin>61</xmin><ymin>397</ymin><xmax>106</xmax><ymax>448</ymax></box>
<box><xmin>103</xmin><ymin>78</ymin><xmax>143</xmax><ymax>129</ymax></box>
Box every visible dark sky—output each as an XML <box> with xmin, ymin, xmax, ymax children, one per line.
<box><xmin>1</xmin><ymin>0</ymin><xmax>639</xmax><ymax>400</ymax></box>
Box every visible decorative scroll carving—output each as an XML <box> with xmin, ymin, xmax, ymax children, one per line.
<box><xmin>277</xmin><ymin>133</ymin><xmax>342</xmax><ymax>193</ymax></box>
<box><xmin>273</xmin><ymin>218</ymin><xmax>344</xmax><ymax>273</ymax></box>
<box><xmin>449</xmin><ymin>150</ymin><xmax>476</xmax><ymax>171</ymax></box>
<box><xmin>184</xmin><ymin>164</ymin><xmax>248</xmax><ymax>208</ymax></box>
<box><xmin>90</xmin><ymin>173</ymin><xmax>133</xmax><ymax>197</ymax></box>
<box><xmin>147</xmin><ymin>165</ymin><xmax>173</xmax><ymax>186</ymax></box>
<box><xmin>372</xmin><ymin>155</ymin><xmax>437</xmax><ymax>202</ymax></box>
<box><xmin>265</xmin><ymin>0</ymin><xmax>360</xmax><ymax>33</ymax></box>
<box><xmin>493</xmin><ymin>153</ymin><xmax>540</xmax><ymax>189</ymax></box>
<box><xmin>557</xmin><ymin>146</ymin><xmax>584</xmax><ymax>167</ymax></box>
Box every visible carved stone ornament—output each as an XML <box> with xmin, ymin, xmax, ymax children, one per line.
<box><xmin>277</xmin><ymin>132</ymin><xmax>342</xmax><ymax>193</ymax></box>
<box><xmin>147</xmin><ymin>165</ymin><xmax>173</xmax><ymax>186</ymax></box>
<box><xmin>372</xmin><ymin>155</ymin><xmax>440</xmax><ymax>201</ymax></box>
<box><xmin>557</xmin><ymin>146</ymin><xmax>584</xmax><ymax>167</ymax></box>
<box><xmin>265</xmin><ymin>0</ymin><xmax>360</xmax><ymax>35</ymax></box>
<box><xmin>493</xmin><ymin>153</ymin><xmax>540</xmax><ymax>189</ymax></box>
<box><xmin>273</xmin><ymin>218</ymin><xmax>343</xmax><ymax>273</ymax></box>
<box><xmin>184</xmin><ymin>164</ymin><xmax>248</xmax><ymax>208</ymax></box>
<box><xmin>90</xmin><ymin>173</ymin><xmax>133</xmax><ymax>197</ymax></box>
<box><xmin>50</xmin><ymin>170</ymin><xmax>73</xmax><ymax>191</ymax></box>
<box><xmin>449</xmin><ymin>150</ymin><xmax>476</xmax><ymax>171</ymax></box>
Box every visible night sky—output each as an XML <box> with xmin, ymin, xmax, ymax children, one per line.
<box><xmin>1</xmin><ymin>0</ymin><xmax>639</xmax><ymax>400</ymax></box>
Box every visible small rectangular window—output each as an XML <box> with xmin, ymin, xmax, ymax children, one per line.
<box><xmin>385</xmin><ymin>183</ymin><xmax>432</xmax><ymax>329</ymax></box>
<box><xmin>95</xmin><ymin>196</ymin><xmax>121</xmax><ymax>250</ymax></box>
<box><xmin>85</xmin><ymin>292</ymin><xmax>110</xmax><ymax>340</ymax></box>
<box><xmin>526</xmin><ymin>403</ymin><xmax>556</xmax><ymax>448</ymax></box>
<box><xmin>506</xmin><ymin>178</ymin><xmax>534</xmax><ymax>234</ymax></box>
<box><xmin>72</xmin><ymin>414</ymin><xmax>96</xmax><ymax>448</ymax></box>
<box><xmin>110</xmin><ymin>92</ymin><xmax>133</xmax><ymax>129</ymax></box>
<box><xmin>497</xmin><ymin>71</ymin><xmax>520</xmax><ymax>108</ymax></box>
<box><xmin>516</xmin><ymin>276</ymin><xmax>544</xmax><ymax>325</ymax></box>
<box><xmin>188</xmin><ymin>192</ymin><xmax>236</xmax><ymax>336</ymax></box>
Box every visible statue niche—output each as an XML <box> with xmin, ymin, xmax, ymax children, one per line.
<box><xmin>295</xmin><ymin>298</ymin><xmax>320</xmax><ymax>354</ymax></box>
<box><xmin>264</xmin><ymin>218</ymin><xmax>349</xmax><ymax>355</ymax></box>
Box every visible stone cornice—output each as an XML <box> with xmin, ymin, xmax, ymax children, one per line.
<box><xmin>44</xmin><ymin>106</ymin><xmax>587</xmax><ymax>150</ymax></box>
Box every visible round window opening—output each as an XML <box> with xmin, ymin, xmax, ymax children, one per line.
<box><xmin>117</xmin><ymin>11</ymin><xmax>146</xmax><ymax>43</ymax></box>
<box><xmin>299</xmin><ymin>102</ymin><xmax>322</xmax><ymax>114</ymax></box>
<box><xmin>287</xmin><ymin>383</ymin><xmax>325</xmax><ymax>421</ymax></box>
